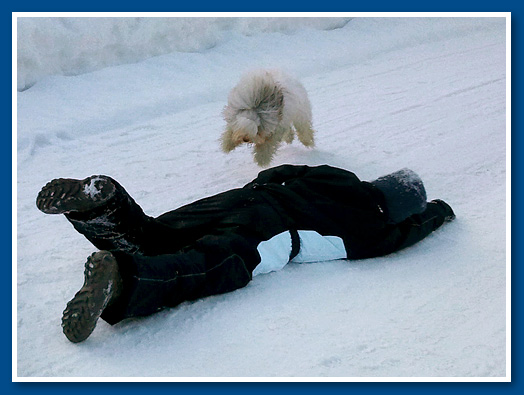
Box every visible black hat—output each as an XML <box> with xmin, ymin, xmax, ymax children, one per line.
<box><xmin>371</xmin><ymin>168</ymin><xmax>427</xmax><ymax>224</ymax></box>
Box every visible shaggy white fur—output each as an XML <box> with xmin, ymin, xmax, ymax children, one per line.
<box><xmin>221</xmin><ymin>69</ymin><xmax>315</xmax><ymax>166</ymax></box>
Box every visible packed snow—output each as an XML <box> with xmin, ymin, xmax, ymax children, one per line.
<box><xmin>15</xmin><ymin>16</ymin><xmax>508</xmax><ymax>380</ymax></box>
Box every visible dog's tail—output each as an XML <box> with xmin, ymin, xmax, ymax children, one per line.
<box><xmin>222</xmin><ymin>71</ymin><xmax>285</xmax><ymax>142</ymax></box>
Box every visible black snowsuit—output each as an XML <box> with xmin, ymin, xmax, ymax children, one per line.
<box><xmin>64</xmin><ymin>164</ymin><xmax>450</xmax><ymax>324</ymax></box>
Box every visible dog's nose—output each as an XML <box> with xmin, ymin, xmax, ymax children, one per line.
<box><xmin>243</xmin><ymin>137</ymin><xmax>250</xmax><ymax>142</ymax></box>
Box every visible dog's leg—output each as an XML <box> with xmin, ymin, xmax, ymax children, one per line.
<box><xmin>295</xmin><ymin>122</ymin><xmax>315</xmax><ymax>147</ymax></box>
<box><xmin>282</xmin><ymin>128</ymin><xmax>295</xmax><ymax>144</ymax></box>
<box><xmin>221</xmin><ymin>127</ymin><xmax>239</xmax><ymax>153</ymax></box>
<box><xmin>253</xmin><ymin>137</ymin><xmax>280</xmax><ymax>167</ymax></box>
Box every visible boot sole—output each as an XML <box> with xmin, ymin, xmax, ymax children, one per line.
<box><xmin>36</xmin><ymin>175</ymin><xmax>116</xmax><ymax>214</ymax></box>
<box><xmin>62</xmin><ymin>251</ymin><xmax>118</xmax><ymax>343</ymax></box>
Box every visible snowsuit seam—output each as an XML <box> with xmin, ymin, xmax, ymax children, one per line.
<box><xmin>132</xmin><ymin>253</ymin><xmax>243</xmax><ymax>283</ymax></box>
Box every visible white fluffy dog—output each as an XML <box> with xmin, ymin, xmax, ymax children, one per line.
<box><xmin>221</xmin><ymin>69</ymin><xmax>315</xmax><ymax>166</ymax></box>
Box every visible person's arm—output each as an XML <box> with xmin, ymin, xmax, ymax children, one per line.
<box><xmin>359</xmin><ymin>200</ymin><xmax>454</xmax><ymax>259</ymax></box>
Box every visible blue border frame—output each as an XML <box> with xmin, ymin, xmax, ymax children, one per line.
<box><xmin>6</xmin><ymin>1</ymin><xmax>521</xmax><ymax>392</ymax></box>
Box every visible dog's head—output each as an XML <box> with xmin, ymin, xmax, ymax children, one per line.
<box><xmin>223</xmin><ymin>108</ymin><xmax>267</xmax><ymax>146</ymax></box>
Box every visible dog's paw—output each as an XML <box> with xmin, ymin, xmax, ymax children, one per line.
<box><xmin>296</xmin><ymin>125</ymin><xmax>315</xmax><ymax>147</ymax></box>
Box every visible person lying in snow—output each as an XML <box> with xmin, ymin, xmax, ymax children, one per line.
<box><xmin>36</xmin><ymin>164</ymin><xmax>455</xmax><ymax>343</ymax></box>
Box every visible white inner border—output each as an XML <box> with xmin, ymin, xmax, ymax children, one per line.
<box><xmin>12</xmin><ymin>11</ymin><xmax>511</xmax><ymax>383</ymax></box>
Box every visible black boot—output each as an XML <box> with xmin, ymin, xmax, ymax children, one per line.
<box><xmin>36</xmin><ymin>175</ymin><xmax>116</xmax><ymax>215</ymax></box>
<box><xmin>37</xmin><ymin>175</ymin><xmax>150</xmax><ymax>253</ymax></box>
<box><xmin>62</xmin><ymin>251</ymin><xmax>123</xmax><ymax>343</ymax></box>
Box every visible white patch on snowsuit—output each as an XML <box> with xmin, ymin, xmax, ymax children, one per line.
<box><xmin>253</xmin><ymin>230</ymin><xmax>347</xmax><ymax>276</ymax></box>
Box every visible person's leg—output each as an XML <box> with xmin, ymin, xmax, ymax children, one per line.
<box><xmin>60</xmin><ymin>230</ymin><xmax>262</xmax><ymax>342</ymax></box>
<box><xmin>103</xmin><ymin>230</ymin><xmax>262</xmax><ymax>321</ymax></box>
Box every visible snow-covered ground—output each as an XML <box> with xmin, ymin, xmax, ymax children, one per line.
<box><xmin>15</xmin><ymin>16</ymin><xmax>508</xmax><ymax>379</ymax></box>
